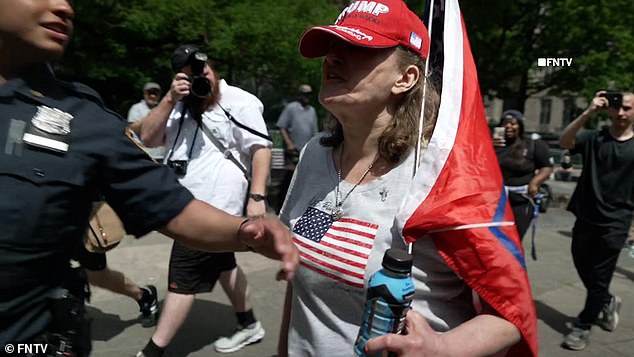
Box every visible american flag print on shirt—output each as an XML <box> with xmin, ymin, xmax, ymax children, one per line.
<box><xmin>292</xmin><ymin>207</ymin><xmax>378</xmax><ymax>289</ymax></box>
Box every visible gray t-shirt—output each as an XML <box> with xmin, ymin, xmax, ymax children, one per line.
<box><xmin>276</xmin><ymin>101</ymin><xmax>318</xmax><ymax>150</ymax></box>
<box><xmin>127</xmin><ymin>99</ymin><xmax>165</xmax><ymax>159</ymax></box>
<box><xmin>280</xmin><ymin>138</ymin><xmax>474</xmax><ymax>356</ymax></box>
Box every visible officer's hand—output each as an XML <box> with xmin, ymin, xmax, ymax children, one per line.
<box><xmin>590</xmin><ymin>91</ymin><xmax>609</xmax><ymax>112</ymax></box>
<box><xmin>238</xmin><ymin>216</ymin><xmax>299</xmax><ymax>281</ymax></box>
<box><xmin>364</xmin><ymin>310</ymin><xmax>444</xmax><ymax>356</ymax></box>
<box><xmin>169</xmin><ymin>73</ymin><xmax>191</xmax><ymax>102</ymax></box>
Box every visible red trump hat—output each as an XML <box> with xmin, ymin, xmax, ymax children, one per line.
<box><xmin>299</xmin><ymin>0</ymin><xmax>430</xmax><ymax>59</ymax></box>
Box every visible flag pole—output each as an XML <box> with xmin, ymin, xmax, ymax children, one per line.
<box><xmin>409</xmin><ymin>0</ymin><xmax>435</xmax><ymax>255</ymax></box>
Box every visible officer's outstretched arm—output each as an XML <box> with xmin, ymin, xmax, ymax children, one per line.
<box><xmin>160</xmin><ymin>200</ymin><xmax>298</xmax><ymax>281</ymax></box>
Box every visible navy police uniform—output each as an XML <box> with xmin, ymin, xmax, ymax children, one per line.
<box><xmin>0</xmin><ymin>65</ymin><xmax>194</xmax><ymax>350</ymax></box>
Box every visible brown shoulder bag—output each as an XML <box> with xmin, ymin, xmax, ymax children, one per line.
<box><xmin>84</xmin><ymin>202</ymin><xmax>126</xmax><ymax>253</ymax></box>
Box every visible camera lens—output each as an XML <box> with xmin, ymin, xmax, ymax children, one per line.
<box><xmin>190</xmin><ymin>76</ymin><xmax>212</xmax><ymax>98</ymax></box>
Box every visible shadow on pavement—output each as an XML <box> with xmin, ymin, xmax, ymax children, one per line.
<box><xmin>163</xmin><ymin>299</ymin><xmax>236</xmax><ymax>357</ymax></box>
<box><xmin>87</xmin><ymin>306</ymin><xmax>138</xmax><ymax>341</ymax></box>
<box><xmin>534</xmin><ymin>299</ymin><xmax>573</xmax><ymax>335</ymax></box>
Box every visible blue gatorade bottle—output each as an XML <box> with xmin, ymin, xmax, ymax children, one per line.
<box><xmin>354</xmin><ymin>248</ymin><xmax>415</xmax><ymax>357</ymax></box>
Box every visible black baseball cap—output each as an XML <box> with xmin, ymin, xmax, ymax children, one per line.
<box><xmin>171</xmin><ymin>44</ymin><xmax>200</xmax><ymax>72</ymax></box>
<box><xmin>502</xmin><ymin>109</ymin><xmax>524</xmax><ymax>122</ymax></box>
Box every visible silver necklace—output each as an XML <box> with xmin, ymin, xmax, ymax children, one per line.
<box><xmin>332</xmin><ymin>146</ymin><xmax>378</xmax><ymax>221</ymax></box>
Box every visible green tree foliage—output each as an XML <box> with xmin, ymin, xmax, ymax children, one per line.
<box><xmin>60</xmin><ymin>1</ymin><xmax>631</xmax><ymax>122</ymax></box>
<box><xmin>461</xmin><ymin>0</ymin><xmax>634</xmax><ymax>111</ymax></box>
<box><xmin>59</xmin><ymin>0</ymin><xmax>339</xmax><ymax>121</ymax></box>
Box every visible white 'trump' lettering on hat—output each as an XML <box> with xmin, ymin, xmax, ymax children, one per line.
<box><xmin>336</xmin><ymin>1</ymin><xmax>391</xmax><ymax>23</ymax></box>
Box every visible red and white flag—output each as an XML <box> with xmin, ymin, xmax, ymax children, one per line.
<box><xmin>396</xmin><ymin>0</ymin><xmax>538</xmax><ymax>355</ymax></box>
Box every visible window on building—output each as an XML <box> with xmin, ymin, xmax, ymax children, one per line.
<box><xmin>562</xmin><ymin>97</ymin><xmax>575</xmax><ymax>126</ymax></box>
<box><xmin>540</xmin><ymin>98</ymin><xmax>552</xmax><ymax>125</ymax></box>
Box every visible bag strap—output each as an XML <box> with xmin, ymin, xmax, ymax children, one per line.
<box><xmin>529</xmin><ymin>192</ymin><xmax>542</xmax><ymax>261</ymax></box>
<box><xmin>217</xmin><ymin>104</ymin><xmax>272</xmax><ymax>142</ymax></box>
<box><xmin>165</xmin><ymin>104</ymin><xmax>200</xmax><ymax>163</ymax></box>
<box><xmin>198</xmin><ymin>120</ymin><xmax>251</xmax><ymax>181</ymax></box>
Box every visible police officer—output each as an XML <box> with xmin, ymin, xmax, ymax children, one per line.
<box><xmin>0</xmin><ymin>1</ymin><xmax>298</xmax><ymax>356</ymax></box>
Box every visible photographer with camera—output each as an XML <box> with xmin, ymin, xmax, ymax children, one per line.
<box><xmin>132</xmin><ymin>45</ymin><xmax>272</xmax><ymax>356</ymax></box>
<box><xmin>559</xmin><ymin>91</ymin><xmax>634</xmax><ymax>350</ymax></box>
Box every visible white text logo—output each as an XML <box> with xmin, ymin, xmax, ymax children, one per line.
<box><xmin>4</xmin><ymin>343</ymin><xmax>49</xmax><ymax>354</ymax></box>
<box><xmin>537</xmin><ymin>58</ymin><xmax>573</xmax><ymax>67</ymax></box>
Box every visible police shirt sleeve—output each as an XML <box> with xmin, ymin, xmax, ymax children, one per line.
<box><xmin>99</xmin><ymin>116</ymin><xmax>194</xmax><ymax>237</ymax></box>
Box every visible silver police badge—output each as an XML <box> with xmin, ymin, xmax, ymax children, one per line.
<box><xmin>22</xmin><ymin>105</ymin><xmax>73</xmax><ymax>152</ymax></box>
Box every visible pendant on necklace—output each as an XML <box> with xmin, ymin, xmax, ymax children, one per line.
<box><xmin>331</xmin><ymin>206</ymin><xmax>344</xmax><ymax>221</ymax></box>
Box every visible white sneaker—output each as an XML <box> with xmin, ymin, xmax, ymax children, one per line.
<box><xmin>214</xmin><ymin>321</ymin><xmax>265</xmax><ymax>353</ymax></box>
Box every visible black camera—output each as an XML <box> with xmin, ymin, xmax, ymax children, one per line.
<box><xmin>171</xmin><ymin>45</ymin><xmax>212</xmax><ymax>99</ymax></box>
<box><xmin>600</xmin><ymin>92</ymin><xmax>623</xmax><ymax>109</ymax></box>
<box><xmin>167</xmin><ymin>160</ymin><xmax>188</xmax><ymax>176</ymax></box>
<box><xmin>188</xmin><ymin>52</ymin><xmax>212</xmax><ymax>99</ymax></box>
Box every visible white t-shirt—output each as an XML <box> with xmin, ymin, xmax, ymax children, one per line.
<box><xmin>164</xmin><ymin>79</ymin><xmax>271</xmax><ymax>214</ymax></box>
<box><xmin>280</xmin><ymin>137</ymin><xmax>475</xmax><ymax>356</ymax></box>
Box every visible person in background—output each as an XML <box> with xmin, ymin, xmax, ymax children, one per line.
<box><xmin>555</xmin><ymin>151</ymin><xmax>574</xmax><ymax>181</ymax></box>
<box><xmin>74</xmin><ymin>244</ymin><xmax>160</xmax><ymax>327</ymax></box>
<box><xmin>0</xmin><ymin>2</ymin><xmax>297</xmax><ymax>355</ymax></box>
<box><xmin>128</xmin><ymin>82</ymin><xmax>165</xmax><ymax>160</ymax></box>
<box><xmin>132</xmin><ymin>44</ymin><xmax>272</xmax><ymax>356</ymax></box>
<box><xmin>277</xmin><ymin>1</ymin><xmax>523</xmax><ymax>355</ymax></box>
<box><xmin>493</xmin><ymin>110</ymin><xmax>553</xmax><ymax>240</ymax></box>
<box><xmin>559</xmin><ymin>91</ymin><xmax>634</xmax><ymax>351</ymax></box>
<box><xmin>274</xmin><ymin>84</ymin><xmax>318</xmax><ymax>211</ymax></box>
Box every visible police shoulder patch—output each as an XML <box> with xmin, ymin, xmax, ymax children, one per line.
<box><xmin>125</xmin><ymin>127</ymin><xmax>158</xmax><ymax>163</ymax></box>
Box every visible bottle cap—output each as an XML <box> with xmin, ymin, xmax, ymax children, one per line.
<box><xmin>382</xmin><ymin>249</ymin><xmax>413</xmax><ymax>274</ymax></box>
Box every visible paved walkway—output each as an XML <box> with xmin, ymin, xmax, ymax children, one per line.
<box><xmin>91</xmin><ymin>181</ymin><xmax>634</xmax><ymax>356</ymax></box>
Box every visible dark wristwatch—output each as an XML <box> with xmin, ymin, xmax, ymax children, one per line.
<box><xmin>248</xmin><ymin>193</ymin><xmax>267</xmax><ymax>202</ymax></box>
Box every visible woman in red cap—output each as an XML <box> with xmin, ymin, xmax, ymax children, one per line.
<box><xmin>278</xmin><ymin>0</ymin><xmax>521</xmax><ymax>356</ymax></box>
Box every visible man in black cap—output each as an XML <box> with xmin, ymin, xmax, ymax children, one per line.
<box><xmin>132</xmin><ymin>45</ymin><xmax>273</xmax><ymax>356</ymax></box>
<box><xmin>0</xmin><ymin>3</ymin><xmax>297</xmax><ymax>356</ymax></box>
